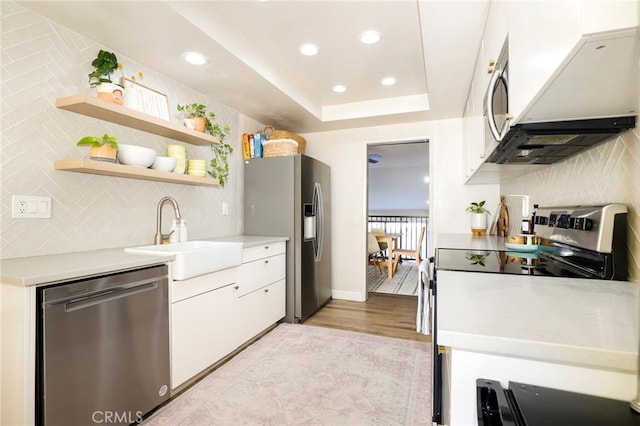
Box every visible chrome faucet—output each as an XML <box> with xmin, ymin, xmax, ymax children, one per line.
<box><xmin>154</xmin><ymin>197</ymin><xmax>182</xmax><ymax>245</ymax></box>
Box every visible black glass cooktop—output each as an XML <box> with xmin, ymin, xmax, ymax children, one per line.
<box><xmin>436</xmin><ymin>247</ymin><xmax>603</xmax><ymax>278</ymax></box>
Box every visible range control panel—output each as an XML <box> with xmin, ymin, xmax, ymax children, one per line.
<box><xmin>537</xmin><ymin>213</ymin><xmax>594</xmax><ymax>231</ymax></box>
<box><xmin>533</xmin><ymin>204</ymin><xmax>627</xmax><ymax>253</ymax></box>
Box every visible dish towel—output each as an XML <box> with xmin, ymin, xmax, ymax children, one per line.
<box><xmin>416</xmin><ymin>258</ymin><xmax>432</xmax><ymax>335</ymax></box>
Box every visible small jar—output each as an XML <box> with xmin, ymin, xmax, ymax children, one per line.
<box><xmin>169</xmin><ymin>219</ymin><xmax>180</xmax><ymax>243</ymax></box>
<box><xmin>178</xmin><ymin>219</ymin><xmax>188</xmax><ymax>242</ymax></box>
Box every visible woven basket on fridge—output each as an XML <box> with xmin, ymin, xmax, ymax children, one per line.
<box><xmin>262</xmin><ymin>139</ymin><xmax>299</xmax><ymax>157</ymax></box>
<box><xmin>263</xmin><ymin>126</ymin><xmax>306</xmax><ymax>154</ymax></box>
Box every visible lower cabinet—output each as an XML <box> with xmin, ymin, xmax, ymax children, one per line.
<box><xmin>170</xmin><ymin>242</ymin><xmax>286</xmax><ymax>389</ymax></box>
<box><xmin>236</xmin><ymin>279</ymin><xmax>286</xmax><ymax>342</ymax></box>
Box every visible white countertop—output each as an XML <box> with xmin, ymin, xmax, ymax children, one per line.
<box><xmin>0</xmin><ymin>235</ymin><xmax>288</xmax><ymax>287</ymax></box>
<box><xmin>437</xmin><ymin>269</ymin><xmax>640</xmax><ymax>373</ymax></box>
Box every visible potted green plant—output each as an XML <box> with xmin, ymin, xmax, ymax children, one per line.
<box><xmin>77</xmin><ymin>133</ymin><xmax>119</xmax><ymax>163</ymax></box>
<box><xmin>466</xmin><ymin>200</ymin><xmax>491</xmax><ymax>235</ymax></box>
<box><xmin>177</xmin><ymin>103</ymin><xmax>209</xmax><ymax>133</ymax></box>
<box><xmin>88</xmin><ymin>49</ymin><xmax>124</xmax><ymax>105</ymax></box>
<box><xmin>177</xmin><ymin>104</ymin><xmax>231</xmax><ymax>142</ymax></box>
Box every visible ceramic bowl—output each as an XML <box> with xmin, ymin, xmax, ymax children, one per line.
<box><xmin>151</xmin><ymin>156</ymin><xmax>177</xmax><ymax>172</ymax></box>
<box><xmin>117</xmin><ymin>144</ymin><xmax>157</xmax><ymax>168</ymax></box>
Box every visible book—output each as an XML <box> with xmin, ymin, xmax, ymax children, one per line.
<box><xmin>249</xmin><ymin>134</ymin><xmax>255</xmax><ymax>158</ymax></box>
<box><xmin>254</xmin><ymin>132</ymin><xmax>264</xmax><ymax>158</ymax></box>
<box><xmin>241</xmin><ymin>133</ymin><xmax>251</xmax><ymax>160</ymax></box>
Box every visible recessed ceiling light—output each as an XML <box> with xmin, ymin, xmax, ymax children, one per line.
<box><xmin>299</xmin><ymin>43</ymin><xmax>319</xmax><ymax>56</ymax></box>
<box><xmin>381</xmin><ymin>77</ymin><xmax>396</xmax><ymax>86</ymax></box>
<box><xmin>332</xmin><ymin>84</ymin><xmax>347</xmax><ymax>93</ymax></box>
<box><xmin>424</xmin><ymin>175</ymin><xmax>430</xmax><ymax>183</ymax></box>
<box><xmin>182</xmin><ymin>52</ymin><xmax>208</xmax><ymax>65</ymax></box>
<box><xmin>360</xmin><ymin>30</ymin><xmax>381</xmax><ymax>44</ymax></box>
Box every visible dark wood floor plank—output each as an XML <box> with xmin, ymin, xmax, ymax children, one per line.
<box><xmin>304</xmin><ymin>293</ymin><xmax>431</xmax><ymax>342</ymax></box>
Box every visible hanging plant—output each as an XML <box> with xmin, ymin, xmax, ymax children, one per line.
<box><xmin>208</xmin><ymin>141</ymin><xmax>233</xmax><ymax>187</ymax></box>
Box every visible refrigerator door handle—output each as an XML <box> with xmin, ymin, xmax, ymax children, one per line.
<box><xmin>314</xmin><ymin>182</ymin><xmax>323</xmax><ymax>262</ymax></box>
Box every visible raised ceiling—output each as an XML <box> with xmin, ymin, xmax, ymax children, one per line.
<box><xmin>19</xmin><ymin>0</ymin><xmax>489</xmax><ymax>133</ymax></box>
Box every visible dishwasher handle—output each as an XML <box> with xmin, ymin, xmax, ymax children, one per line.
<box><xmin>46</xmin><ymin>279</ymin><xmax>160</xmax><ymax>312</ymax></box>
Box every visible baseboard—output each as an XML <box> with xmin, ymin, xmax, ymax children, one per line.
<box><xmin>331</xmin><ymin>289</ymin><xmax>365</xmax><ymax>302</ymax></box>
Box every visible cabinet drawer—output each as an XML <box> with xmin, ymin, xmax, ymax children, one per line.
<box><xmin>171</xmin><ymin>266</ymin><xmax>239</xmax><ymax>303</ymax></box>
<box><xmin>238</xmin><ymin>253</ymin><xmax>285</xmax><ymax>297</ymax></box>
<box><xmin>236</xmin><ymin>279</ymin><xmax>286</xmax><ymax>341</ymax></box>
<box><xmin>242</xmin><ymin>241</ymin><xmax>285</xmax><ymax>263</ymax></box>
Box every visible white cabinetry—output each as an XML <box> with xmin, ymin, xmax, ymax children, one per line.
<box><xmin>509</xmin><ymin>1</ymin><xmax>638</xmax><ymax>124</ymax></box>
<box><xmin>171</xmin><ymin>267</ymin><xmax>240</xmax><ymax>388</ymax></box>
<box><xmin>170</xmin><ymin>241</ymin><xmax>286</xmax><ymax>389</ymax></box>
<box><xmin>462</xmin><ymin>40</ymin><xmax>488</xmax><ymax>182</ymax></box>
<box><xmin>237</xmin><ymin>242</ymin><xmax>286</xmax><ymax>340</ymax></box>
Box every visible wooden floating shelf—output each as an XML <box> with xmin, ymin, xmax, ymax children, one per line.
<box><xmin>54</xmin><ymin>159</ymin><xmax>219</xmax><ymax>187</ymax></box>
<box><xmin>55</xmin><ymin>93</ymin><xmax>220</xmax><ymax>146</ymax></box>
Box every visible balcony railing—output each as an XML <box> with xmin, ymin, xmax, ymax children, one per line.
<box><xmin>368</xmin><ymin>215</ymin><xmax>428</xmax><ymax>260</ymax></box>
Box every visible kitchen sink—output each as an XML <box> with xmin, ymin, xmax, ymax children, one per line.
<box><xmin>125</xmin><ymin>240</ymin><xmax>243</xmax><ymax>280</ymax></box>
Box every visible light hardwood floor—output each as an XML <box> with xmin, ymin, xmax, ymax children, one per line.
<box><xmin>304</xmin><ymin>293</ymin><xmax>430</xmax><ymax>342</ymax></box>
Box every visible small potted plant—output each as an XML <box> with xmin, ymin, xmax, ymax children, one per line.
<box><xmin>77</xmin><ymin>133</ymin><xmax>119</xmax><ymax>163</ymax></box>
<box><xmin>466</xmin><ymin>200</ymin><xmax>491</xmax><ymax>235</ymax></box>
<box><xmin>88</xmin><ymin>49</ymin><xmax>124</xmax><ymax>105</ymax></box>
<box><xmin>177</xmin><ymin>103</ymin><xmax>209</xmax><ymax>133</ymax></box>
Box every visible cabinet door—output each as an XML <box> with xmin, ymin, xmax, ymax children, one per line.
<box><xmin>235</xmin><ymin>280</ymin><xmax>286</xmax><ymax>344</ymax></box>
<box><xmin>171</xmin><ymin>284</ymin><xmax>239</xmax><ymax>388</ymax></box>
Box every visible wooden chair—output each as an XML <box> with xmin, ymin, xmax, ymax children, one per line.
<box><xmin>393</xmin><ymin>227</ymin><xmax>425</xmax><ymax>272</ymax></box>
<box><xmin>367</xmin><ymin>232</ymin><xmax>385</xmax><ymax>277</ymax></box>
<box><xmin>370</xmin><ymin>227</ymin><xmax>388</xmax><ymax>254</ymax></box>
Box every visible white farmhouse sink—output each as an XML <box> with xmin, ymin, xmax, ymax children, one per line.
<box><xmin>125</xmin><ymin>240</ymin><xmax>243</xmax><ymax>280</ymax></box>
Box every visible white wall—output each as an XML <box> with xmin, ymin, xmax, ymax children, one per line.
<box><xmin>303</xmin><ymin>119</ymin><xmax>499</xmax><ymax>301</ymax></box>
<box><xmin>0</xmin><ymin>3</ymin><xmax>242</xmax><ymax>259</ymax></box>
<box><xmin>368</xmin><ymin>166</ymin><xmax>429</xmax><ymax>214</ymax></box>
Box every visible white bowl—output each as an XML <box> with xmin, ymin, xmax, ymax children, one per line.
<box><xmin>151</xmin><ymin>156</ymin><xmax>177</xmax><ymax>172</ymax></box>
<box><xmin>117</xmin><ymin>144</ymin><xmax>157</xmax><ymax>168</ymax></box>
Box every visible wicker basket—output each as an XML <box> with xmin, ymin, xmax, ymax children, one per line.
<box><xmin>263</xmin><ymin>126</ymin><xmax>306</xmax><ymax>154</ymax></box>
<box><xmin>262</xmin><ymin>138</ymin><xmax>299</xmax><ymax>157</ymax></box>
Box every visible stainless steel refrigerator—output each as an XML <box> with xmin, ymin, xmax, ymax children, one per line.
<box><xmin>244</xmin><ymin>154</ymin><xmax>331</xmax><ymax>323</ymax></box>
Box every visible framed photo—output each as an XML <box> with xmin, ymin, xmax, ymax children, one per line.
<box><xmin>120</xmin><ymin>77</ymin><xmax>170</xmax><ymax>121</ymax></box>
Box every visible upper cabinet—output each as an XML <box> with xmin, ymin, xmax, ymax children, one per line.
<box><xmin>463</xmin><ymin>0</ymin><xmax>638</xmax><ymax>184</ymax></box>
<box><xmin>509</xmin><ymin>1</ymin><xmax>638</xmax><ymax>125</ymax></box>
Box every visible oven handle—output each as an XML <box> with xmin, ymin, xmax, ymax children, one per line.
<box><xmin>485</xmin><ymin>65</ymin><xmax>511</xmax><ymax>142</ymax></box>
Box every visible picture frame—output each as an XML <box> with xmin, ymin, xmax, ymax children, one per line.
<box><xmin>120</xmin><ymin>77</ymin><xmax>170</xmax><ymax>121</ymax></box>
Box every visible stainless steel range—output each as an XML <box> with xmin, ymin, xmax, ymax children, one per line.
<box><xmin>436</xmin><ymin>204</ymin><xmax>628</xmax><ymax>280</ymax></box>
<box><xmin>430</xmin><ymin>203</ymin><xmax>629</xmax><ymax>425</ymax></box>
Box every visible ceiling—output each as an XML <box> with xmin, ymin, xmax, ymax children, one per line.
<box><xmin>368</xmin><ymin>141</ymin><xmax>429</xmax><ymax>169</ymax></box>
<box><xmin>20</xmin><ymin>0</ymin><xmax>489</xmax><ymax>133</ymax></box>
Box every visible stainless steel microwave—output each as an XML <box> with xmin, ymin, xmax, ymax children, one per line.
<box><xmin>482</xmin><ymin>37</ymin><xmax>635</xmax><ymax>165</ymax></box>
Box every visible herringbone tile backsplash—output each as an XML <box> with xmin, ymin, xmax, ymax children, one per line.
<box><xmin>1</xmin><ymin>2</ymin><xmax>240</xmax><ymax>259</ymax></box>
<box><xmin>501</xmin><ymin>128</ymin><xmax>640</xmax><ymax>282</ymax></box>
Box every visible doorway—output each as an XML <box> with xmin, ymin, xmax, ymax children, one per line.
<box><xmin>366</xmin><ymin>140</ymin><xmax>429</xmax><ymax>298</ymax></box>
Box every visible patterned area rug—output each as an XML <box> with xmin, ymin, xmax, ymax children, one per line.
<box><xmin>368</xmin><ymin>262</ymin><xmax>419</xmax><ymax>296</ymax></box>
<box><xmin>144</xmin><ymin>324</ymin><xmax>431</xmax><ymax>425</ymax></box>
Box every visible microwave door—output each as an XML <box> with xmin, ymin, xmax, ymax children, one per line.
<box><xmin>485</xmin><ymin>63</ymin><xmax>511</xmax><ymax>143</ymax></box>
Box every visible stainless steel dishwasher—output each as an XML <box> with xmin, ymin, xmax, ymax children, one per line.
<box><xmin>37</xmin><ymin>265</ymin><xmax>170</xmax><ymax>426</ymax></box>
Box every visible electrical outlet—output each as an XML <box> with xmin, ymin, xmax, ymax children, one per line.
<box><xmin>12</xmin><ymin>195</ymin><xmax>51</xmax><ymax>219</ymax></box>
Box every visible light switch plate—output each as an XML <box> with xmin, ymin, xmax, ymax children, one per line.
<box><xmin>222</xmin><ymin>202</ymin><xmax>229</xmax><ymax>216</ymax></box>
<box><xmin>12</xmin><ymin>195</ymin><xmax>51</xmax><ymax>218</ymax></box>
